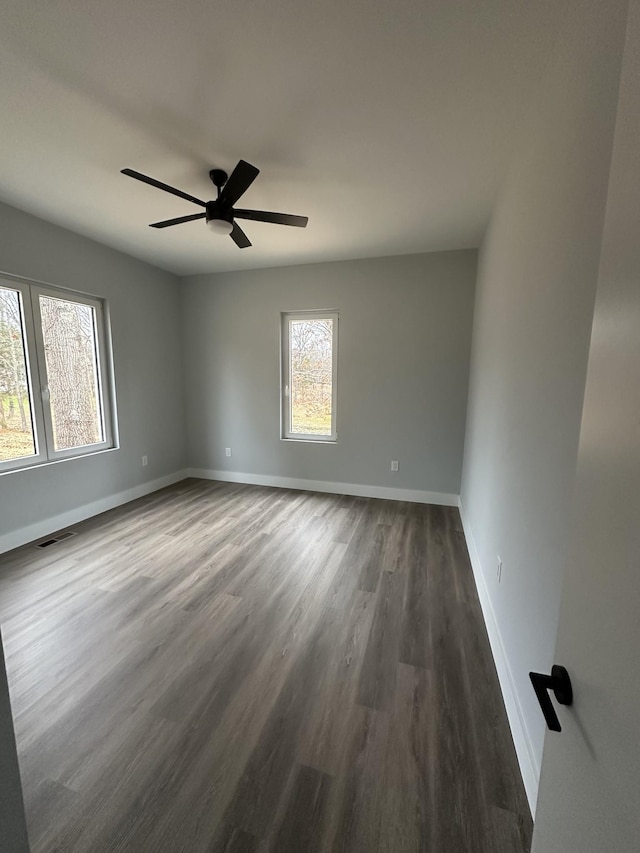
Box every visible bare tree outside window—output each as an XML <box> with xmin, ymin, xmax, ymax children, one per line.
<box><xmin>289</xmin><ymin>318</ymin><xmax>334</xmax><ymax>436</ymax></box>
<box><xmin>39</xmin><ymin>295</ymin><xmax>104</xmax><ymax>450</ymax></box>
<box><xmin>0</xmin><ymin>286</ymin><xmax>36</xmax><ymax>461</ymax></box>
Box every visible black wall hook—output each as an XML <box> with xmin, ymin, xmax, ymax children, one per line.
<box><xmin>529</xmin><ymin>665</ymin><xmax>573</xmax><ymax>732</ymax></box>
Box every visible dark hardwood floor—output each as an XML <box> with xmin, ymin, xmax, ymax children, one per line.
<box><xmin>0</xmin><ymin>479</ymin><xmax>532</xmax><ymax>852</ymax></box>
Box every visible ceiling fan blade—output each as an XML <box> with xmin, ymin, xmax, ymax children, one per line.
<box><xmin>121</xmin><ymin>168</ymin><xmax>206</xmax><ymax>208</ymax></box>
<box><xmin>233</xmin><ymin>209</ymin><xmax>308</xmax><ymax>228</ymax></box>
<box><xmin>149</xmin><ymin>212</ymin><xmax>206</xmax><ymax>229</ymax></box>
<box><xmin>219</xmin><ymin>160</ymin><xmax>260</xmax><ymax>206</ymax></box>
<box><xmin>230</xmin><ymin>221</ymin><xmax>252</xmax><ymax>248</ymax></box>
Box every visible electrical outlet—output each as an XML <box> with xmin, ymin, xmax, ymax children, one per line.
<box><xmin>497</xmin><ymin>556</ymin><xmax>502</xmax><ymax>583</ymax></box>
<box><xmin>391</xmin><ymin>460</ymin><xmax>399</xmax><ymax>472</ymax></box>
<box><xmin>141</xmin><ymin>455</ymin><xmax>148</xmax><ymax>467</ymax></box>
<box><xmin>225</xmin><ymin>447</ymin><xmax>232</xmax><ymax>457</ymax></box>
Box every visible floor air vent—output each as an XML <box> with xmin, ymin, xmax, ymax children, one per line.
<box><xmin>36</xmin><ymin>531</ymin><xmax>77</xmax><ymax>548</ymax></box>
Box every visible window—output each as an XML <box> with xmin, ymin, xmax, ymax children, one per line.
<box><xmin>281</xmin><ymin>310</ymin><xmax>338</xmax><ymax>441</ymax></box>
<box><xmin>0</xmin><ymin>275</ymin><xmax>115</xmax><ymax>473</ymax></box>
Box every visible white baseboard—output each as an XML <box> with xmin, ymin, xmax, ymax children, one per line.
<box><xmin>458</xmin><ymin>496</ymin><xmax>539</xmax><ymax>816</ymax></box>
<box><xmin>188</xmin><ymin>468</ymin><xmax>459</xmax><ymax>507</ymax></box>
<box><xmin>0</xmin><ymin>470</ymin><xmax>189</xmax><ymax>556</ymax></box>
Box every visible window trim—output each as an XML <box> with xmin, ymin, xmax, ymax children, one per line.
<box><xmin>0</xmin><ymin>272</ymin><xmax>117</xmax><ymax>474</ymax></box>
<box><xmin>281</xmin><ymin>309</ymin><xmax>338</xmax><ymax>443</ymax></box>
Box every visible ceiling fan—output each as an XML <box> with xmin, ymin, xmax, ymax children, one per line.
<box><xmin>121</xmin><ymin>159</ymin><xmax>308</xmax><ymax>248</ymax></box>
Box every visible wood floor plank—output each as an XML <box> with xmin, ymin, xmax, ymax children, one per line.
<box><xmin>218</xmin><ymin>601</ymin><xmax>340</xmax><ymax>838</ymax></box>
<box><xmin>217</xmin><ymin>825</ymin><xmax>261</xmax><ymax>853</ymax></box>
<box><xmin>356</xmin><ymin>569</ymin><xmax>406</xmax><ymax>710</ymax></box>
<box><xmin>266</xmin><ymin>764</ymin><xmax>333</xmax><ymax>853</ymax></box>
<box><xmin>399</xmin><ymin>505</ymin><xmax>430</xmax><ymax>668</ymax></box>
<box><xmin>0</xmin><ymin>480</ymin><xmax>532</xmax><ymax>853</ymax></box>
<box><xmin>297</xmin><ymin>589</ymin><xmax>376</xmax><ymax>776</ymax></box>
<box><xmin>325</xmin><ymin>704</ymin><xmax>390</xmax><ymax>853</ymax></box>
<box><xmin>377</xmin><ymin>662</ymin><xmax>434</xmax><ymax>853</ymax></box>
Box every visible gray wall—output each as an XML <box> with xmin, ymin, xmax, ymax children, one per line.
<box><xmin>459</xmin><ymin>0</ymin><xmax>628</xmax><ymax>811</ymax></box>
<box><xmin>182</xmin><ymin>251</ymin><xmax>476</xmax><ymax>497</ymax></box>
<box><xmin>0</xmin><ymin>201</ymin><xmax>185</xmax><ymax>547</ymax></box>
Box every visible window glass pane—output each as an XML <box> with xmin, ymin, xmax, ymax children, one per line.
<box><xmin>0</xmin><ymin>286</ymin><xmax>37</xmax><ymax>462</ymax></box>
<box><xmin>289</xmin><ymin>318</ymin><xmax>333</xmax><ymax>436</ymax></box>
<box><xmin>39</xmin><ymin>295</ymin><xmax>104</xmax><ymax>450</ymax></box>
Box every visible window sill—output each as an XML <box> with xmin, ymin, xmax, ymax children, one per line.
<box><xmin>0</xmin><ymin>444</ymin><xmax>119</xmax><ymax>477</ymax></box>
<box><xmin>280</xmin><ymin>437</ymin><xmax>337</xmax><ymax>445</ymax></box>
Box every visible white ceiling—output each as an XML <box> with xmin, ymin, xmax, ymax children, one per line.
<box><xmin>0</xmin><ymin>0</ymin><xmax>561</xmax><ymax>276</ymax></box>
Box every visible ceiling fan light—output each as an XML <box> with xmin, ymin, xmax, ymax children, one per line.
<box><xmin>207</xmin><ymin>218</ymin><xmax>233</xmax><ymax>236</ymax></box>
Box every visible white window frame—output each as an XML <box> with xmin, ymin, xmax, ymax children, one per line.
<box><xmin>0</xmin><ymin>273</ymin><xmax>116</xmax><ymax>474</ymax></box>
<box><xmin>0</xmin><ymin>278</ymin><xmax>48</xmax><ymax>472</ymax></box>
<box><xmin>281</xmin><ymin>310</ymin><xmax>338</xmax><ymax>442</ymax></box>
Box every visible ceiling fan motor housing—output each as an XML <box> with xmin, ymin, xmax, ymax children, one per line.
<box><xmin>205</xmin><ymin>200</ymin><xmax>233</xmax><ymax>233</ymax></box>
